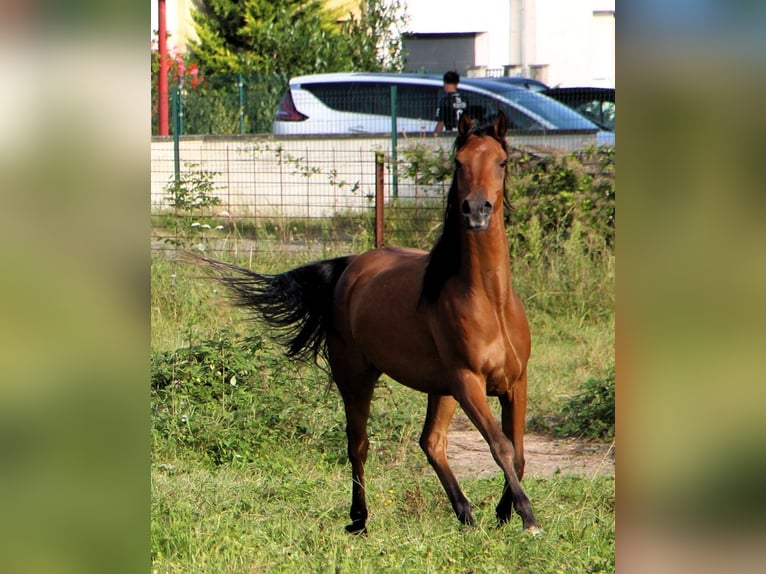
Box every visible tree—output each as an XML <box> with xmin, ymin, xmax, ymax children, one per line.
<box><xmin>188</xmin><ymin>0</ymin><xmax>408</xmax><ymax>77</ymax></box>
<box><xmin>340</xmin><ymin>0</ymin><xmax>408</xmax><ymax>72</ymax></box>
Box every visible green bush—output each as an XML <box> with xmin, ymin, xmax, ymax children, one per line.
<box><xmin>151</xmin><ymin>327</ymin><xmax>349</xmax><ymax>466</ymax></box>
<box><xmin>151</xmin><ymin>326</ymin><xmax>427</xmax><ymax>467</ymax></box>
<box><xmin>158</xmin><ymin>163</ymin><xmax>222</xmax><ymax>249</ymax></box>
<box><xmin>507</xmin><ymin>146</ymin><xmax>615</xmax><ymax>248</ymax></box>
<box><xmin>530</xmin><ymin>367</ymin><xmax>615</xmax><ymax>441</ymax></box>
<box><xmin>397</xmin><ymin>142</ymin><xmax>615</xmax><ymax>250</ymax></box>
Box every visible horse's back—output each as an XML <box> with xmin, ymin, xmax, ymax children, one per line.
<box><xmin>336</xmin><ymin>246</ymin><xmax>428</xmax><ymax>332</ymax></box>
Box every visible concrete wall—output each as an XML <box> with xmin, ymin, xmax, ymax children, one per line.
<box><xmin>151</xmin><ymin>132</ymin><xmax>601</xmax><ymax>218</ymax></box>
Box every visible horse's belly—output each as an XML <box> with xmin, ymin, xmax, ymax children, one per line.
<box><xmin>352</xmin><ymin>312</ymin><xmax>450</xmax><ymax>394</ymax></box>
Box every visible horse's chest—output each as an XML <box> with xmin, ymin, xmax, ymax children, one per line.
<box><xmin>435</xmin><ymin>292</ymin><xmax>527</xmax><ymax>394</ymax></box>
<box><xmin>482</xmin><ymin>337</ymin><xmax>523</xmax><ymax>396</ymax></box>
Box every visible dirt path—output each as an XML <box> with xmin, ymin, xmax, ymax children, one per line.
<box><xmin>446</xmin><ymin>413</ymin><xmax>614</xmax><ymax>480</ymax></box>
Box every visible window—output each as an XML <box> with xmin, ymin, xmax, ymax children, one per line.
<box><xmin>303</xmin><ymin>82</ymin><xmax>388</xmax><ymax>115</ymax></box>
<box><xmin>305</xmin><ymin>81</ymin><xmax>440</xmax><ymax>121</ymax></box>
<box><xmin>396</xmin><ymin>84</ymin><xmax>440</xmax><ymax>121</ymax></box>
<box><xmin>461</xmin><ymin>89</ymin><xmax>543</xmax><ymax>130</ymax></box>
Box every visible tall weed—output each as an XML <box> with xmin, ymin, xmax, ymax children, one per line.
<box><xmin>505</xmin><ymin>148</ymin><xmax>615</xmax><ymax>321</ymax></box>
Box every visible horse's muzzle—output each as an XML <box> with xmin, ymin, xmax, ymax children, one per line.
<box><xmin>461</xmin><ymin>198</ymin><xmax>493</xmax><ymax>231</ymax></box>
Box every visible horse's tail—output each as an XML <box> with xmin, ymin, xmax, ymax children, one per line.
<box><xmin>189</xmin><ymin>253</ymin><xmax>354</xmax><ymax>364</ymax></box>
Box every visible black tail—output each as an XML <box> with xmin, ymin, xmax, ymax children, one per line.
<box><xmin>188</xmin><ymin>253</ymin><xmax>354</xmax><ymax>364</ymax></box>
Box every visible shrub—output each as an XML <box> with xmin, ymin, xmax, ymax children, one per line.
<box><xmin>507</xmin><ymin>146</ymin><xmax>615</xmax><ymax>249</ymax></box>
<box><xmin>530</xmin><ymin>367</ymin><xmax>615</xmax><ymax>441</ymax></box>
<box><xmin>151</xmin><ymin>327</ymin><xmax>352</xmax><ymax>467</ymax></box>
<box><xmin>158</xmin><ymin>163</ymin><xmax>222</xmax><ymax>249</ymax></box>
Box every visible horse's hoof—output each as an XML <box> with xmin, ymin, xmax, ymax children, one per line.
<box><xmin>456</xmin><ymin>507</ymin><xmax>475</xmax><ymax>526</ymax></box>
<box><xmin>524</xmin><ymin>525</ymin><xmax>543</xmax><ymax>536</ymax></box>
<box><xmin>345</xmin><ymin>522</ymin><xmax>368</xmax><ymax>536</ymax></box>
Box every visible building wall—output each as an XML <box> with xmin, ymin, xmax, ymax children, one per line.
<box><xmin>534</xmin><ymin>0</ymin><xmax>614</xmax><ymax>87</ymax></box>
<box><xmin>406</xmin><ymin>0</ymin><xmax>615</xmax><ymax>87</ymax></box>
<box><xmin>406</xmin><ymin>0</ymin><xmax>511</xmax><ymax>75</ymax></box>
<box><xmin>150</xmin><ymin>0</ymin><xmax>199</xmax><ymax>53</ymax></box>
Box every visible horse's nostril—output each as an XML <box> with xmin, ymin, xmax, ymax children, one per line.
<box><xmin>461</xmin><ymin>200</ymin><xmax>471</xmax><ymax>214</ymax></box>
<box><xmin>483</xmin><ymin>201</ymin><xmax>493</xmax><ymax>212</ymax></box>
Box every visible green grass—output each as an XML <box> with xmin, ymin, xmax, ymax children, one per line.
<box><xmin>152</xmin><ymin>444</ymin><xmax>614</xmax><ymax>573</ymax></box>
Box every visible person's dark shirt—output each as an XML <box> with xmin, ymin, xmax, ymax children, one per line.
<box><xmin>436</xmin><ymin>91</ymin><xmax>468</xmax><ymax>131</ymax></box>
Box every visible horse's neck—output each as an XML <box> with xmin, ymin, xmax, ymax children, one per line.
<box><xmin>460</xmin><ymin>223</ymin><xmax>512</xmax><ymax>303</ymax></box>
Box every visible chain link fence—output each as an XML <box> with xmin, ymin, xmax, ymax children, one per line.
<box><xmin>151</xmin><ymin>74</ymin><xmax>613</xmax><ymax>262</ymax></box>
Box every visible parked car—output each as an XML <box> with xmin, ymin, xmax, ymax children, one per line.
<box><xmin>473</xmin><ymin>78</ymin><xmax>615</xmax><ymax>132</ymax></box>
<box><xmin>543</xmin><ymin>87</ymin><xmax>615</xmax><ymax>131</ymax></box>
<box><xmin>273</xmin><ymin>72</ymin><xmax>614</xmax><ymax>146</ymax></box>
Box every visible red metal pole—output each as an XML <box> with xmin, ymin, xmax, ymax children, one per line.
<box><xmin>158</xmin><ymin>0</ymin><xmax>169</xmax><ymax>135</ymax></box>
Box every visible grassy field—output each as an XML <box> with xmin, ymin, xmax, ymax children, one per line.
<box><xmin>152</xmin><ymin>449</ymin><xmax>613</xmax><ymax>573</ymax></box>
<box><xmin>151</xmin><ymin>233</ymin><xmax>614</xmax><ymax>573</ymax></box>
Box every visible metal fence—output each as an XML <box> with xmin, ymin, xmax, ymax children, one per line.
<box><xmin>151</xmin><ymin>134</ymin><xmax>453</xmax><ymax>260</ymax></box>
<box><xmin>151</xmin><ymin>74</ymin><xmax>612</xmax><ymax>261</ymax></box>
<box><xmin>154</xmin><ymin>74</ymin><xmax>289</xmax><ymax>136</ymax></box>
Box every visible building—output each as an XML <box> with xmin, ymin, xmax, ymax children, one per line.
<box><xmin>403</xmin><ymin>0</ymin><xmax>614</xmax><ymax>88</ymax></box>
<box><xmin>150</xmin><ymin>0</ymin><xmax>200</xmax><ymax>53</ymax></box>
<box><xmin>150</xmin><ymin>0</ymin><xmax>614</xmax><ymax>88</ymax></box>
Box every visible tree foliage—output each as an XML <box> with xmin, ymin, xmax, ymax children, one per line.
<box><xmin>339</xmin><ymin>0</ymin><xmax>409</xmax><ymax>72</ymax></box>
<box><xmin>188</xmin><ymin>0</ymin><xmax>408</xmax><ymax>77</ymax></box>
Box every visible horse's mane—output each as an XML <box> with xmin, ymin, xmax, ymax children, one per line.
<box><xmin>421</xmin><ymin>118</ymin><xmax>509</xmax><ymax>304</ymax></box>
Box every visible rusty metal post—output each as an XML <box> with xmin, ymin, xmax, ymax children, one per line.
<box><xmin>375</xmin><ymin>152</ymin><xmax>385</xmax><ymax>248</ymax></box>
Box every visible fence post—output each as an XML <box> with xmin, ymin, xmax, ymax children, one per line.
<box><xmin>172</xmin><ymin>85</ymin><xmax>180</xmax><ymax>184</ymax></box>
<box><xmin>238</xmin><ymin>74</ymin><xmax>245</xmax><ymax>134</ymax></box>
<box><xmin>375</xmin><ymin>152</ymin><xmax>385</xmax><ymax>248</ymax></box>
<box><xmin>177</xmin><ymin>84</ymin><xmax>184</xmax><ymax>136</ymax></box>
<box><xmin>389</xmin><ymin>85</ymin><xmax>398</xmax><ymax>198</ymax></box>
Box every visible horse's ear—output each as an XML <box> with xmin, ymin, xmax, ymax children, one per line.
<box><xmin>493</xmin><ymin>110</ymin><xmax>507</xmax><ymax>141</ymax></box>
<box><xmin>458</xmin><ymin>113</ymin><xmax>473</xmax><ymax>137</ymax></box>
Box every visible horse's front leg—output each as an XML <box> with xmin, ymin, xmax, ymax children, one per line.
<box><xmin>420</xmin><ymin>393</ymin><xmax>475</xmax><ymax>525</ymax></box>
<box><xmin>452</xmin><ymin>370</ymin><xmax>539</xmax><ymax>532</ymax></box>
<box><xmin>496</xmin><ymin>373</ymin><xmax>529</xmax><ymax>523</ymax></box>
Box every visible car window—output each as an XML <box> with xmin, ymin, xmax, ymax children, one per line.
<box><xmin>601</xmin><ymin>101</ymin><xmax>615</xmax><ymax>129</ymax></box>
<box><xmin>396</xmin><ymin>84</ymin><xmax>440</xmax><ymax>121</ymax></box>
<box><xmin>574</xmin><ymin>100</ymin><xmax>615</xmax><ymax>131</ymax></box>
<box><xmin>302</xmin><ymin>81</ymin><xmax>440</xmax><ymax>121</ymax></box>
<box><xmin>500</xmin><ymin>90</ymin><xmax>598</xmax><ymax>130</ymax></box>
<box><xmin>459</xmin><ymin>89</ymin><xmax>543</xmax><ymax>130</ymax></box>
<box><xmin>303</xmin><ymin>82</ymin><xmax>390</xmax><ymax>115</ymax></box>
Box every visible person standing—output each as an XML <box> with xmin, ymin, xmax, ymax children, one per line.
<box><xmin>435</xmin><ymin>70</ymin><xmax>467</xmax><ymax>132</ymax></box>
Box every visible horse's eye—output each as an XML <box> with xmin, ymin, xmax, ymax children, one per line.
<box><xmin>499</xmin><ymin>159</ymin><xmax>508</xmax><ymax>169</ymax></box>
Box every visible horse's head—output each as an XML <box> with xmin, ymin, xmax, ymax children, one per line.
<box><xmin>453</xmin><ymin>111</ymin><xmax>509</xmax><ymax>231</ymax></box>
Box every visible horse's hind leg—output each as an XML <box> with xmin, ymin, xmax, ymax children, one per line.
<box><xmin>420</xmin><ymin>394</ymin><xmax>475</xmax><ymax>525</ymax></box>
<box><xmin>496</xmin><ymin>375</ymin><xmax>528</xmax><ymax>523</ymax></box>
<box><xmin>338</xmin><ymin>382</ymin><xmax>375</xmax><ymax>534</ymax></box>
<box><xmin>329</xmin><ymin>344</ymin><xmax>378</xmax><ymax>534</ymax></box>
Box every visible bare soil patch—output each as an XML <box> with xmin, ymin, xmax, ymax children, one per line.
<box><xmin>446</xmin><ymin>412</ymin><xmax>614</xmax><ymax>480</ymax></box>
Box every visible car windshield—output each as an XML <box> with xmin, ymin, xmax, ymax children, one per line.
<box><xmin>500</xmin><ymin>90</ymin><xmax>598</xmax><ymax>130</ymax></box>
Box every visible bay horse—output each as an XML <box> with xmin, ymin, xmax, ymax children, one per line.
<box><xmin>193</xmin><ymin>111</ymin><xmax>540</xmax><ymax>534</ymax></box>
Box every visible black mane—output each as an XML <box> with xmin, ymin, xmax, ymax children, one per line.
<box><xmin>420</xmin><ymin>118</ymin><xmax>509</xmax><ymax>304</ymax></box>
